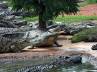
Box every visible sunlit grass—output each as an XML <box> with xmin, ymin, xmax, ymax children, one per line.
<box><xmin>24</xmin><ymin>15</ymin><xmax>97</xmax><ymax>23</ymax></box>
<box><xmin>55</xmin><ymin>15</ymin><xmax>97</xmax><ymax>23</ymax></box>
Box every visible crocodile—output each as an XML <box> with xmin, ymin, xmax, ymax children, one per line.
<box><xmin>0</xmin><ymin>25</ymin><xmax>62</xmax><ymax>53</ymax></box>
<box><xmin>16</xmin><ymin>56</ymin><xmax>82</xmax><ymax>72</ymax></box>
<box><xmin>0</xmin><ymin>1</ymin><xmax>63</xmax><ymax>53</ymax></box>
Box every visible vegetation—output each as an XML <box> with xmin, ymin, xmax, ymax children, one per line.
<box><xmin>78</xmin><ymin>0</ymin><xmax>97</xmax><ymax>7</ymax></box>
<box><xmin>86</xmin><ymin>0</ymin><xmax>97</xmax><ymax>4</ymax></box>
<box><xmin>10</xmin><ymin>0</ymin><xmax>79</xmax><ymax>30</ymax></box>
<box><xmin>55</xmin><ymin>16</ymin><xmax>97</xmax><ymax>23</ymax></box>
<box><xmin>71</xmin><ymin>27</ymin><xmax>97</xmax><ymax>43</ymax></box>
<box><xmin>25</xmin><ymin>16</ymin><xmax>97</xmax><ymax>23</ymax></box>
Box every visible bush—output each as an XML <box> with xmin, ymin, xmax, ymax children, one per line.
<box><xmin>71</xmin><ymin>27</ymin><xmax>97</xmax><ymax>43</ymax></box>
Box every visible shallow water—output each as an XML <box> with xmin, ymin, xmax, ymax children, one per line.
<box><xmin>0</xmin><ymin>62</ymin><xmax>96</xmax><ymax>72</ymax></box>
<box><xmin>0</xmin><ymin>55</ymin><xmax>97</xmax><ymax>72</ymax></box>
<box><xmin>49</xmin><ymin>55</ymin><xmax>97</xmax><ymax>72</ymax></box>
<box><xmin>49</xmin><ymin>63</ymin><xmax>97</xmax><ymax>72</ymax></box>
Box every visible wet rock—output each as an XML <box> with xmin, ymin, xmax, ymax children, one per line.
<box><xmin>91</xmin><ymin>44</ymin><xmax>97</xmax><ymax>50</ymax></box>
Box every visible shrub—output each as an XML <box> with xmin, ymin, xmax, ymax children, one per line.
<box><xmin>71</xmin><ymin>27</ymin><xmax>97</xmax><ymax>43</ymax></box>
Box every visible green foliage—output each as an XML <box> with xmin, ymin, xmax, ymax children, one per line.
<box><xmin>86</xmin><ymin>0</ymin><xmax>97</xmax><ymax>4</ymax></box>
<box><xmin>10</xmin><ymin>0</ymin><xmax>79</xmax><ymax>21</ymax></box>
<box><xmin>71</xmin><ymin>27</ymin><xmax>97</xmax><ymax>43</ymax></box>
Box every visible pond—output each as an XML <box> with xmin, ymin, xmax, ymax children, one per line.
<box><xmin>0</xmin><ymin>55</ymin><xmax>97</xmax><ymax>72</ymax></box>
<box><xmin>49</xmin><ymin>63</ymin><xmax>97</xmax><ymax>72</ymax></box>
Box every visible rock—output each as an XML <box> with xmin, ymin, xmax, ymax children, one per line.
<box><xmin>91</xmin><ymin>44</ymin><xmax>97</xmax><ymax>50</ymax></box>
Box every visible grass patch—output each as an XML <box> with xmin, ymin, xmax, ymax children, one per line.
<box><xmin>86</xmin><ymin>0</ymin><xmax>97</xmax><ymax>4</ymax></box>
<box><xmin>24</xmin><ymin>17</ymin><xmax>38</xmax><ymax>22</ymax></box>
<box><xmin>78</xmin><ymin>0</ymin><xmax>97</xmax><ymax>7</ymax></box>
<box><xmin>24</xmin><ymin>16</ymin><xmax>97</xmax><ymax>23</ymax></box>
<box><xmin>54</xmin><ymin>16</ymin><xmax>97</xmax><ymax>23</ymax></box>
<box><xmin>71</xmin><ymin>27</ymin><xmax>97</xmax><ymax>43</ymax></box>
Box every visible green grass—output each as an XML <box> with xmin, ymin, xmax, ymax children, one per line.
<box><xmin>78</xmin><ymin>0</ymin><xmax>97</xmax><ymax>7</ymax></box>
<box><xmin>78</xmin><ymin>1</ymin><xmax>88</xmax><ymax>7</ymax></box>
<box><xmin>54</xmin><ymin>16</ymin><xmax>97</xmax><ymax>23</ymax></box>
<box><xmin>24</xmin><ymin>16</ymin><xmax>38</xmax><ymax>22</ymax></box>
<box><xmin>24</xmin><ymin>16</ymin><xmax>97</xmax><ymax>23</ymax></box>
<box><xmin>86</xmin><ymin>0</ymin><xmax>97</xmax><ymax>4</ymax></box>
<box><xmin>71</xmin><ymin>27</ymin><xmax>97</xmax><ymax>43</ymax></box>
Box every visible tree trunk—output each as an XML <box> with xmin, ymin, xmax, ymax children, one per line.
<box><xmin>39</xmin><ymin>14</ymin><xmax>47</xmax><ymax>30</ymax></box>
<box><xmin>38</xmin><ymin>3</ymin><xmax>47</xmax><ymax>31</ymax></box>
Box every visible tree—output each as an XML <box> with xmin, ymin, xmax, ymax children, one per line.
<box><xmin>10</xmin><ymin>0</ymin><xmax>79</xmax><ymax>30</ymax></box>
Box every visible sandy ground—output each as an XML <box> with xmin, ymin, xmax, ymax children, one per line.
<box><xmin>0</xmin><ymin>35</ymin><xmax>97</xmax><ymax>60</ymax></box>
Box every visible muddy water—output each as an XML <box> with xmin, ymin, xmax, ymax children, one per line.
<box><xmin>0</xmin><ymin>55</ymin><xmax>97</xmax><ymax>72</ymax></box>
<box><xmin>48</xmin><ymin>55</ymin><xmax>97</xmax><ymax>72</ymax></box>
<box><xmin>49</xmin><ymin>63</ymin><xmax>97</xmax><ymax>72</ymax></box>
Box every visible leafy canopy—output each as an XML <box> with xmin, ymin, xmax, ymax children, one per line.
<box><xmin>10</xmin><ymin>0</ymin><xmax>79</xmax><ymax>21</ymax></box>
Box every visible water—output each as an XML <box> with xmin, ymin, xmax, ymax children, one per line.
<box><xmin>49</xmin><ymin>55</ymin><xmax>97</xmax><ymax>72</ymax></box>
<box><xmin>49</xmin><ymin>63</ymin><xmax>97</xmax><ymax>72</ymax></box>
<box><xmin>1</xmin><ymin>62</ymin><xmax>96</xmax><ymax>72</ymax></box>
<box><xmin>0</xmin><ymin>55</ymin><xmax>97</xmax><ymax>72</ymax></box>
